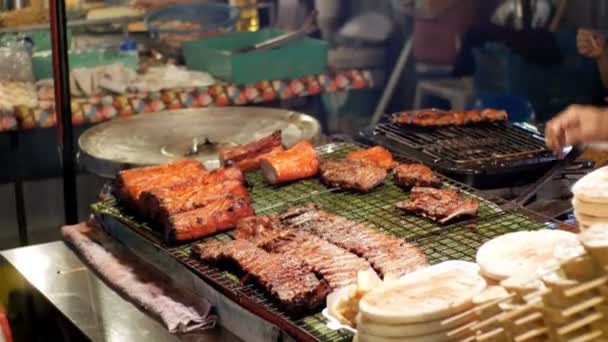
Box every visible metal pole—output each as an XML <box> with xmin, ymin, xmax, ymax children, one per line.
<box><xmin>371</xmin><ymin>37</ymin><xmax>413</xmax><ymax>125</ymax></box>
<box><xmin>50</xmin><ymin>0</ymin><xmax>78</xmax><ymax>224</ymax></box>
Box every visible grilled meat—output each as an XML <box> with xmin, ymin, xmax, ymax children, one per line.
<box><xmin>346</xmin><ymin>146</ymin><xmax>397</xmax><ymax>169</ymax></box>
<box><xmin>235</xmin><ymin>216</ymin><xmax>375</xmax><ymax>289</ymax></box>
<box><xmin>219</xmin><ymin>131</ymin><xmax>282</xmax><ymax>165</ymax></box>
<box><xmin>393</xmin><ymin>163</ymin><xmax>441</xmax><ymax>190</ymax></box>
<box><xmin>115</xmin><ymin>159</ymin><xmax>206</xmax><ymax>210</ymax></box>
<box><xmin>193</xmin><ymin>239</ymin><xmax>329</xmax><ymax>312</ymax></box>
<box><xmin>233</xmin><ymin>146</ymin><xmax>285</xmax><ymax>172</ymax></box>
<box><xmin>141</xmin><ymin>180</ymin><xmax>248</xmax><ymax>221</ymax></box>
<box><xmin>396</xmin><ymin>187</ymin><xmax>479</xmax><ymax>224</ymax></box>
<box><xmin>279</xmin><ymin>204</ymin><xmax>428</xmax><ymax>278</ymax></box>
<box><xmin>319</xmin><ymin>159</ymin><xmax>387</xmax><ymax>192</ymax></box>
<box><xmin>392</xmin><ymin>109</ymin><xmax>508</xmax><ymax>127</ymax></box>
<box><xmin>166</xmin><ymin>195</ymin><xmax>254</xmax><ymax>241</ymax></box>
<box><xmin>219</xmin><ymin>131</ymin><xmax>284</xmax><ymax>172</ymax></box>
<box><xmin>260</xmin><ymin>140</ymin><xmax>319</xmax><ymax>185</ymax></box>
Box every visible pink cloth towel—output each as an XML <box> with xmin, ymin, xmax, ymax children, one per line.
<box><xmin>61</xmin><ymin>221</ymin><xmax>216</xmax><ymax>334</ymax></box>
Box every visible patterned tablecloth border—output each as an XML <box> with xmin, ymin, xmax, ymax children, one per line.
<box><xmin>2</xmin><ymin>69</ymin><xmax>373</xmax><ymax>132</ymax></box>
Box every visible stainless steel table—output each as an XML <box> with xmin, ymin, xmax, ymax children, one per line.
<box><xmin>1</xmin><ymin>241</ymin><xmax>241</xmax><ymax>342</ymax></box>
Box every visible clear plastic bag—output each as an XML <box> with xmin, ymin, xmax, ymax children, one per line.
<box><xmin>0</xmin><ymin>37</ymin><xmax>34</xmax><ymax>82</ymax></box>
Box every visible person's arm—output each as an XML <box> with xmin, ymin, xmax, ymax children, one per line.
<box><xmin>578</xmin><ymin>28</ymin><xmax>608</xmax><ymax>89</ymax></box>
<box><xmin>596</xmin><ymin>53</ymin><xmax>608</xmax><ymax>91</ymax></box>
<box><xmin>545</xmin><ymin>105</ymin><xmax>608</xmax><ymax>152</ymax></box>
<box><xmin>549</xmin><ymin>0</ymin><xmax>569</xmax><ymax>32</ymax></box>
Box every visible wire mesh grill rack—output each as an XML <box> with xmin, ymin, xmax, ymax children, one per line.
<box><xmin>92</xmin><ymin>142</ymin><xmax>553</xmax><ymax>342</ymax></box>
<box><xmin>374</xmin><ymin>121</ymin><xmax>554</xmax><ymax>167</ymax></box>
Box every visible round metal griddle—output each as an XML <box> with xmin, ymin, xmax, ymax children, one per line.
<box><xmin>79</xmin><ymin>107</ymin><xmax>321</xmax><ymax>178</ymax></box>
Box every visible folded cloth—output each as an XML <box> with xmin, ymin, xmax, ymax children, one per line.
<box><xmin>61</xmin><ymin>220</ymin><xmax>216</xmax><ymax>334</ymax></box>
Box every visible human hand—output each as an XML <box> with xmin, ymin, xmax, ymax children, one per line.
<box><xmin>578</xmin><ymin>28</ymin><xmax>606</xmax><ymax>59</ymax></box>
<box><xmin>545</xmin><ymin>105</ymin><xmax>608</xmax><ymax>152</ymax></box>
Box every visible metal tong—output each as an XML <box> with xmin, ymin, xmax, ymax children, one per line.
<box><xmin>506</xmin><ymin>145</ymin><xmax>585</xmax><ymax>209</ymax></box>
<box><xmin>233</xmin><ymin>10</ymin><xmax>317</xmax><ymax>54</ymax></box>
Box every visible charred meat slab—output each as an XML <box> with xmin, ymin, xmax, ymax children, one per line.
<box><xmin>139</xmin><ymin>167</ymin><xmax>245</xmax><ymax>219</ymax></box>
<box><xmin>319</xmin><ymin>159</ymin><xmax>387</xmax><ymax>193</ymax></box>
<box><xmin>260</xmin><ymin>140</ymin><xmax>319</xmax><ymax>185</ymax></box>
<box><xmin>235</xmin><ymin>216</ymin><xmax>375</xmax><ymax>289</ymax></box>
<box><xmin>392</xmin><ymin>109</ymin><xmax>508</xmax><ymax>127</ymax></box>
<box><xmin>393</xmin><ymin>163</ymin><xmax>441</xmax><ymax>190</ymax></box>
<box><xmin>115</xmin><ymin>159</ymin><xmax>206</xmax><ymax>210</ymax></box>
<box><xmin>219</xmin><ymin>131</ymin><xmax>284</xmax><ymax>172</ymax></box>
<box><xmin>165</xmin><ymin>195</ymin><xmax>254</xmax><ymax>241</ymax></box>
<box><xmin>346</xmin><ymin>146</ymin><xmax>397</xmax><ymax>169</ymax></box>
<box><xmin>141</xmin><ymin>180</ymin><xmax>248</xmax><ymax>221</ymax></box>
<box><xmin>396</xmin><ymin>187</ymin><xmax>479</xmax><ymax>224</ymax></box>
<box><xmin>193</xmin><ymin>239</ymin><xmax>329</xmax><ymax>312</ymax></box>
<box><xmin>279</xmin><ymin>204</ymin><xmax>428</xmax><ymax>278</ymax></box>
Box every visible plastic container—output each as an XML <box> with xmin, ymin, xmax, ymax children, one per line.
<box><xmin>32</xmin><ymin>49</ymin><xmax>138</xmax><ymax>80</ymax></box>
<box><xmin>182</xmin><ymin>28</ymin><xmax>328</xmax><ymax>83</ymax></box>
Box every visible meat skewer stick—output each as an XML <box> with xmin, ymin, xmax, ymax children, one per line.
<box><xmin>260</xmin><ymin>140</ymin><xmax>320</xmax><ymax>185</ymax></box>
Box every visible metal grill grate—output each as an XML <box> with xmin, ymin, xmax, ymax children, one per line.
<box><xmin>92</xmin><ymin>142</ymin><xmax>551</xmax><ymax>342</ymax></box>
<box><xmin>375</xmin><ymin>122</ymin><xmax>553</xmax><ymax>167</ymax></box>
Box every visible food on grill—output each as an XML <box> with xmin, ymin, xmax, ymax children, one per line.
<box><xmin>396</xmin><ymin>187</ymin><xmax>479</xmax><ymax>224</ymax></box>
<box><xmin>357</xmin><ymin>261</ymin><xmax>486</xmax><ymax>337</ymax></box>
<box><xmin>346</xmin><ymin>146</ymin><xmax>397</xmax><ymax>169</ymax></box>
<box><xmin>166</xmin><ymin>195</ymin><xmax>254</xmax><ymax>241</ymax></box>
<box><xmin>393</xmin><ymin>164</ymin><xmax>441</xmax><ymax>190</ymax></box>
<box><xmin>235</xmin><ymin>216</ymin><xmax>375</xmax><ymax>289</ymax></box>
<box><xmin>319</xmin><ymin>159</ymin><xmax>387</xmax><ymax>192</ymax></box>
<box><xmin>193</xmin><ymin>239</ymin><xmax>329</xmax><ymax>312</ymax></box>
<box><xmin>232</xmin><ymin>146</ymin><xmax>285</xmax><ymax>172</ymax></box>
<box><xmin>328</xmin><ymin>269</ymin><xmax>383</xmax><ymax>327</ymax></box>
<box><xmin>219</xmin><ymin>131</ymin><xmax>285</xmax><ymax>172</ymax></box>
<box><xmin>260</xmin><ymin>140</ymin><xmax>320</xmax><ymax>185</ymax></box>
<box><xmin>392</xmin><ymin>108</ymin><xmax>508</xmax><ymax>127</ymax></box>
<box><xmin>279</xmin><ymin>204</ymin><xmax>428</xmax><ymax>278</ymax></box>
<box><xmin>140</xmin><ymin>167</ymin><xmax>244</xmax><ymax>218</ymax></box>
<box><xmin>476</xmin><ymin>229</ymin><xmax>582</xmax><ymax>281</ymax></box>
<box><xmin>141</xmin><ymin>179</ymin><xmax>248</xmax><ymax>221</ymax></box>
<box><xmin>115</xmin><ymin>159</ymin><xmax>206</xmax><ymax>209</ymax></box>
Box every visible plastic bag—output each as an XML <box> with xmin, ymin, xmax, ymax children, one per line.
<box><xmin>0</xmin><ymin>36</ymin><xmax>34</xmax><ymax>82</ymax></box>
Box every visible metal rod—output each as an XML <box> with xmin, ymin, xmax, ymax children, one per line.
<box><xmin>10</xmin><ymin>132</ymin><xmax>28</xmax><ymax>245</ymax></box>
<box><xmin>50</xmin><ymin>0</ymin><xmax>78</xmax><ymax>224</ymax></box>
<box><xmin>0</xmin><ymin>14</ymin><xmax>144</xmax><ymax>33</ymax></box>
<box><xmin>371</xmin><ymin>37</ymin><xmax>413</xmax><ymax>125</ymax></box>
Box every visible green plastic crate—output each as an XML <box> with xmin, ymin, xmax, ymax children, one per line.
<box><xmin>182</xmin><ymin>28</ymin><xmax>328</xmax><ymax>84</ymax></box>
<box><xmin>32</xmin><ymin>49</ymin><xmax>138</xmax><ymax>81</ymax></box>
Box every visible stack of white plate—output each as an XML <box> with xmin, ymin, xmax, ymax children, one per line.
<box><xmin>475</xmin><ymin>229</ymin><xmax>583</xmax><ymax>284</ymax></box>
<box><xmin>355</xmin><ymin>261</ymin><xmax>486</xmax><ymax>342</ymax></box>
<box><xmin>572</xmin><ymin>167</ymin><xmax>608</xmax><ymax>230</ymax></box>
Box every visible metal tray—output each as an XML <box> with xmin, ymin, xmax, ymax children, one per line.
<box><xmin>78</xmin><ymin>107</ymin><xmax>321</xmax><ymax>178</ymax></box>
<box><xmin>93</xmin><ymin>142</ymin><xmax>550</xmax><ymax>342</ymax></box>
<box><xmin>360</xmin><ymin>117</ymin><xmax>558</xmax><ymax>188</ymax></box>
